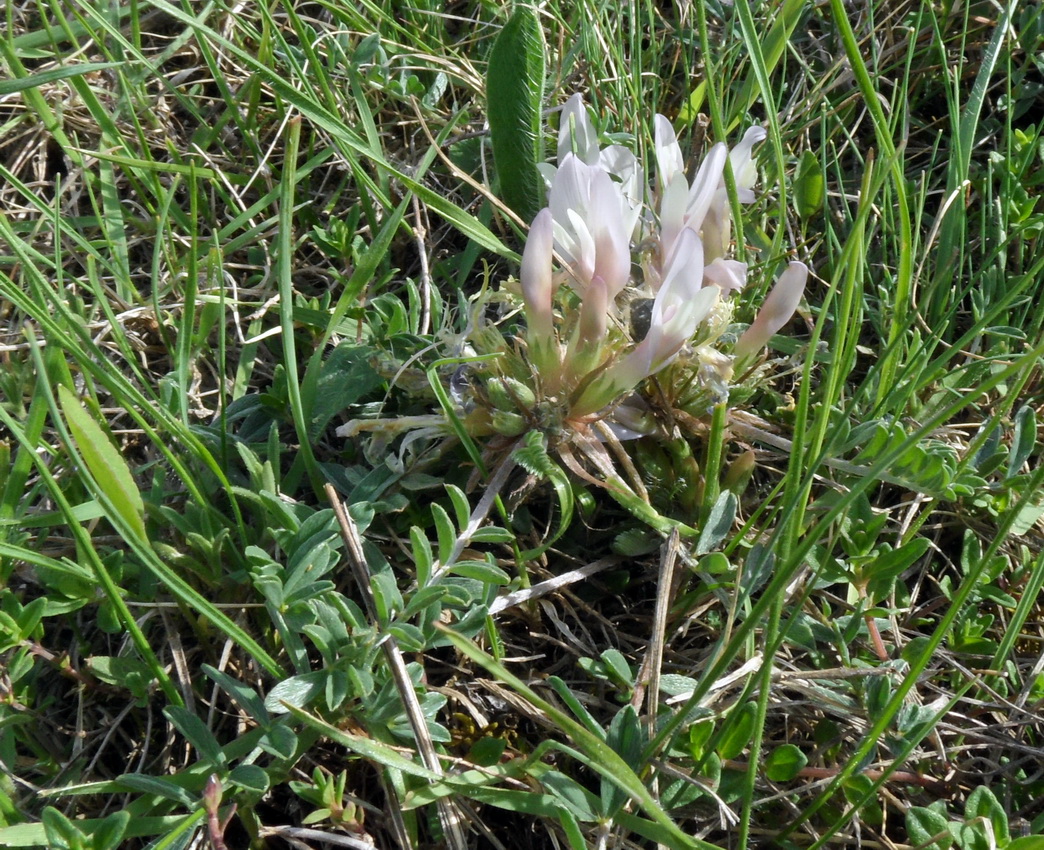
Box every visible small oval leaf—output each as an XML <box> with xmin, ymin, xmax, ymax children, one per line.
<box><xmin>764</xmin><ymin>743</ymin><xmax>808</xmax><ymax>782</ymax></box>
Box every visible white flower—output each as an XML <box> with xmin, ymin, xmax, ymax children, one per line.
<box><xmin>653</xmin><ymin>115</ymin><xmax>729</xmax><ymax>283</ymax></box>
<box><xmin>653</xmin><ymin>114</ymin><xmax>685</xmax><ymax>194</ymax></box>
<box><xmin>549</xmin><ymin>155</ymin><xmax>636</xmax><ymax>299</ymax></box>
<box><xmin>520</xmin><ymin>208</ymin><xmax>561</xmax><ymax>380</ymax></box>
<box><xmin>558</xmin><ymin>93</ymin><xmax>600</xmax><ymax>165</ymax></box>
<box><xmin>703</xmin><ymin>126</ymin><xmax>767</xmax><ymax>261</ymax></box>
<box><xmin>572</xmin><ymin>230</ymin><xmax>719</xmax><ymax>416</ymax></box>
<box><xmin>733</xmin><ymin>261</ymin><xmax>808</xmax><ymax>361</ymax></box>
<box><xmin>538</xmin><ymin>95</ymin><xmax>643</xmax><ymax>211</ymax></box>
<box><xmin>514</xmin><ymin>94</ymin><xmax>799</xmax><ymax>423</ymax></box>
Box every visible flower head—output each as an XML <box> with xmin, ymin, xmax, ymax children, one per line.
<box><xmin>572</xmin><ymin>229</ymin><xmax>719</xmax><ymax>417</ymax></box>
<box><xmin>500</xmin><ymin>97</ymin><xmax>802</xmax><ymax>432</ymax></box>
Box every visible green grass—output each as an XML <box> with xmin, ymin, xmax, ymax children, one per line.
<box><xmin>2</xmin><ymin>0</ymin><xmax>1044</xmax><ymax>848</ymax></box>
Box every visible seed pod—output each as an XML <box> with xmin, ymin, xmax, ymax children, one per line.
<box><xmin>490</xmin><ymin>409</ymin><xmax>528</xmax><ymax>436</ymax></box>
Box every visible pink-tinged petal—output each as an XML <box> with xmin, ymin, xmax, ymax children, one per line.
<box><xmin>551</xmin><ymin>218</ymin><xmax>580</xmax><ymax>271</ymax></box>
<box><xmin>704</xmin><ymin>258</ymin><xmax>747</xmax><ymax>295</ymax></box>
<box><xmin>600</xmin><ymin>145</ymin><xmax>645</xmax><ymax>241</ymax></box>
<box><xmin>658</xmin><ymin>227</ymin><xmax>704</xmax><ymax>303</ymax></box>
<box><xmin>701</xmin><ymin>197</ymin><xmax>729</xmax><ymax>263</ymax></box>
<box><xmin>729</xmin><ymin>126</ymin><xmax>767</xmax><ymax>194</ymax></box>
<box><xmin>658</xmin><ymin>173</ymin><xmax>689</xmax><ymax>274</ymax></box>
<box><xmin>550</xmin><ymin>154</ymin><xmax>591</xmax><ymax>225</ymax></box>
<box><xmin>577</xmin><ymin>274</ymin><xmax>608</xmax><ymax>348</ymax></box>
<box><xmin>564</xmin><ymin>208</ymin><xmax>596</xmax><ymax>286</ymax></box>
<box><xmin>520</xmin><ymin>208</ymin><xmax>556</xmax><ymax>341</ymax></box>
<box><xmin>558</xmin><ymin>94</ymin><xmax>599</xmax><ymax>165</ymax></box>
<box><xmin>521</xmin><ymin>209</ymin><xmax>563</xmax><ymax>384</ymax></box>
<box><xmin>734</xmin><ymin>261</ymin><xmax>808</xmax><ymax>360</ymax></box>
<box><xmin>572</xmin><ymin>280</ymin><xmax>718</xmax><ymax>417</ymax></box>
<box><xmin>649</xmin><ymin>277</ymin><xmax>717</xmax><ymax>370</ymax></box>
<box><xmin>654</xmin><ymin>114</ymin><xmax>684</xmax><ymax>193</ymax></box>
<box><xmin>589</xmin><ymin>171</ymin><xmax>632</xmax><ymax>298</ymax></box>
<box><xmin>684</xmin><ymin>143</ymin><xmax>728</xmax><ymax>234</ymax></box>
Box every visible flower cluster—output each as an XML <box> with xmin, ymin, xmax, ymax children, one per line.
<box><xmin>472</xmin><ymin>95</ymin><xmax>806</xmax><ymax>440</ymax></box>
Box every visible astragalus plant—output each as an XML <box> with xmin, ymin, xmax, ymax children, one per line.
<box><xmin>342</xmin><ymin>95</ymin><xmax>807</xmax><ymax>525</ymax></box>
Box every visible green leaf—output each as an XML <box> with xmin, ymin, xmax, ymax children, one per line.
<box><xmin>601</xmin><ymin>705</ymin><xmax>644</xmax><ymax>816</ymax></box>
<box><xmin>600</xmin><ymin>649</ymin><xmax>634</xmax><ymax>688</ymax></box>
<box><xmin>89</xmin><ymin>811</ymin><xmax>130</xmax><ymax>850</ymax></box>
<box><xmin>86</xmin><ymin>656</ymin><xmax>153</xmax><ymax>703</ymax></box>
<box><xmin>266</xmin><ymin>671</ymin><xmax>326</xmax><ymax>713</ymax></box>
<box><xmin>202</xmin><ymin>664</ymin><xmax>270</xmax><ymax>724</ymax></box>
<box><xmin>41</xmin><ymin>808</ymin><xmax>81</xmax><ymax>850</ymax></box>
<box><xmin>430</xmin><ymin>502</ymin><xmax>456</xmax><ymax>566</ymax></box>
<box><xmin>515</xmin><ymin>431</ymin><xmax>575</xmax><ymax>558</ymax></box>
<box><xmin>906</xmin><ymin>806</ymin><xmax>953</xmax><ymax>850</ymax></box>
<box><xmin>258</xmin><ymin>724</ymin><xmax>299</xmax><ymax>761</ymax></box>
<box><xmin>309</xmin><ymin>344</ymin><xmax>383</xmax><ymax>437</ymax></box>
<box><xmin>793</xmin><ymin>149</ymin><xmax>825</xmax><ymax>220</ymax></box>
<box><xmin>540</xmin><ymin>770</ymin><xmax>601</xmax><ymax>821</ymax></box>
<box><xmin>862</xmin><ymin>538</ymin><xmax>931</xmax><ymax>600</ymax></box>
<box><xmin>115</xmin><ymin>774</ymin><xmax>196</xmax><ymax>807</ymax></box>
<box><xmin>965</xmin><ymin>786</ymin><xmax>1007</xmax><ymax>846</ymax></box>
<box><xmin>717</xmin><ymin>701</ymin><xmax>757</xmax><ymax>760</ymax></box>
<box><xmin>445</xmin><ymin>484</ymin><xmax>472</xmax><ymax>531</ymax></box>
<box><xmin>763</xmin><ymin>744</ymin><xmax>808</xmax><ymax>782</ymax></box>
<box><xmin>0</xmin><ymin>62</ymin><xmax>122</xmax><ymax>95</ymax></box>
<box><xmin>57</xmin><ymin>384</ymin><xmax>146</xmax><ymax>543</ymax></box>
<box><xmin>950</xmin><ymin>821</ymin><xmax>991</xmax><ymax>850</ymax></box>
<box><xmin>445</xmin><ymin>559</ymin><xmax>511</xmax><ymax>585</ymax></box>
<box><xmin>163</xmin><ymin>707</ymin><xmax>227</xmax><ymax>770</ymax></box>
<box><xmin>486</xmin><ymin>3</ymin><xmax>546</xmax><ymax>221</ymax></box>
<box><xmin>229</xmin><ymin>764</ymin><xmax>270</xmax><ymax>794</ymax></box>
<box><xmin>468</xmin><ymin>736</ymin><xmax>507</xmax><ymax>767</ymax></box>
<box><xmin>410</xmin><ymin>525</ymin><xmax>434</xmax><ymax>588</ymax></box>
<box><xmin>438</xmin><ymin>627</ymin><xmax>714</xmax><ymax>850</ymax></box>
<box><xmin>696</xmin><ymin>491</ymin><xmax>737</xmax><ymax>555</ymax></box>
<box><xmin>1008</xmin><ymin>405</ymin><xmax>1037</xmax><ymax>478</ymax></box>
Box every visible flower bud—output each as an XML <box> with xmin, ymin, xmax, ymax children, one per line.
<box><xmin>734</xmin><ymin>261</ymin><xmax>808</xmax><ymax>361</ymax></box>
<box><xmin>521</xmin><ymin>208</ymin><xmax>562</xmax><ymax>384</ymax></box>
<box><xmin>490</xmin><ymin>409</ymin><xmax>528</xmax><ymax>436</ymax></box>
<box><xmin>486</xmin><ymin>376</ymin><xmax>537</xmax><ymax>412</ymax></box>
<box><xmin>723</xmin><ymin>448</ymin><xmax>757</xmax><ymax>495</ymax></box>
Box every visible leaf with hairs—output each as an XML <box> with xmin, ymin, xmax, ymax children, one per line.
<box><xmin>487</xmin><ymin>4</ymin><xmax>546</xmax><ymax>221</ymax></box>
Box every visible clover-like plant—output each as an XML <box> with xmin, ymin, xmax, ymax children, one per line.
<box><xmin>341</xmin><ymin>95</ymin><xmax>808</xmax><ymax>531</ymax></box>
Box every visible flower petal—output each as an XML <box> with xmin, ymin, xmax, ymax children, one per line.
<box><xmin>734</xmin><ymin>261</ymin><xmax>808</xmax><ymax>360</ymax></box>
<box><xmin>729</xmin><ymin>126</ymin><xmax>767</xmax><ymax>196</ymax></box>
<box><xmin>654</xmin><ymin>114</ymin><xmax>685</xmax><ymax>193</ymax></box>
<box><xmin>703</xmin><ymin>258</ymin><xmax>747</xmax><ymax>295</ymax></box>
<box><xmin>589</xmin><ymin>172</ymin><xmax>632</xmax><ymax>298</ymax></box>
<box><xmin>521</xmin><ymin>208</ymin><xmax>556</xmax><ymax>339</ymax></box>
<box><xmin>658</xmin><ymin>226</ymin><xmax>704</xmax><ymax>305</ymax></box>
<box><xmin>558</xmin><ymin>93</ymin><xmax>600</xmax><ymax>165</ymax></box>
<box><xmin>658</xmin><ymin>173</ymin><xmax>689</xmax><ymax>272</ymax></box>
<box><xmin>684</xmin><ymin>143</ymin><xmax>728</xmax><ymax>234</ymax></box>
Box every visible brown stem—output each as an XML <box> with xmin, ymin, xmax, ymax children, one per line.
<box><xmin>864</xmin><ymin>612</ymin><xmax>890</xmax><ymax>661</ymax></box>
